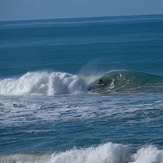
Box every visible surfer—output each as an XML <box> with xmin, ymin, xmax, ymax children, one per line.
<box><xmin>98</xmin><ymin>78</ymin><xmax>103</xmax><ymax>85</ymax></box>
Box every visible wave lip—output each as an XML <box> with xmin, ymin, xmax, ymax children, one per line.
<box><xmin>0</xmin><ymin>71</ymin><xmax>87</xmax><ymax>96</ymax></box>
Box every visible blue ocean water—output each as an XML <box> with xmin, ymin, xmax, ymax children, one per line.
<box><xmin>0</xmin><ymin>14</ymin><xmax>163</xmax><ymax>163</ymax></box>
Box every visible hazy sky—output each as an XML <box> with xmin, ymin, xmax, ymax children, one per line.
<box><xmin>0</xmin><ymin>0</ymin><xmax>163</xmax><ymax>21</ymax></box>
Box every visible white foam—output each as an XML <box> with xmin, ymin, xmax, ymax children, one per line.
<box><xmin>0</xmin><ymin>71</ymin><xmax>87</xmax><ymax>96</ymax></box>
<box><xmin>0</xmin><ymin>142</ymin><xmax>132</xmax><ymax>163</ymax></box>
<box><xmin>132</xmin><ymin>145</ymin><xmax>163</xmax><ymax>163</ymax></box>
<box><xmin>51</xmin><ymin>142</ymin><xmax>132</xmax><ymax>163</ymax></box>
<box><xmin>1</xmin><ymin>143</ymin><xmax>163</xmax><ymax>163</ymax></box>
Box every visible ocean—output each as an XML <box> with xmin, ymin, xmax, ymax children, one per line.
<box><xmin>0</xmin><ymin>14</ymin><xmax>163</xmax><ymax>163</ymax></box>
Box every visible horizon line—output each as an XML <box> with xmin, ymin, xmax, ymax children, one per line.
<box><xmin>0</xmin><ymin>13</ymin><xmax>163</xmax><ymax>23</ymax></box>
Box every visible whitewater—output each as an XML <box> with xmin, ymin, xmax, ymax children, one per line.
<box><xmin>1</xmin><ymin>143</ymin><xmax>163</xmax><ymax>163</ymax></box>
<box><xmin>0</xmin><ymin>71</ymin><xmax>87</xmax><ymax>96</ymax></box>
<box><xmin>0</xmin><ymin>14</ymin><xmax>163</xmax><ymax>163</ymax></box>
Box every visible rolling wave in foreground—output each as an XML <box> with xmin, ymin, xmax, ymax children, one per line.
<box><xmin>0</xmin><ymin>70</ymin><xmax>163</xmax><ymax>96</ymax></box>
<box><xmin>1</xmin><ymin>142</ymin><xmax>163</xmax><ymax>163</ymax></box>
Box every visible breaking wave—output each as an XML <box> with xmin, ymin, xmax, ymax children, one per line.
<box><xmin>0</xmin><ymin>70</ymin><xmax>163</xmax><ymax>96</ymax></box>
<box><xmin>1</xmin><ymin>142</ymin><xmax>163</xmax><ymax>163</ymax></box>
<box><xmin>0</xmin><ymin>71</ymin><xmax>87</xmax><ymax>96</ymax></box>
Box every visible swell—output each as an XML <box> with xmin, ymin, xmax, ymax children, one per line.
<box><xmin>87</xmin><ymin>70</ymin><xmax>163</xmax><ymax>94</ymax></box>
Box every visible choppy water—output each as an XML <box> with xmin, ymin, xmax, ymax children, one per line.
<box><xmin>0</xmin><ymin>14</ymin><xmax>163</xmax><ymax>163</ymax></box>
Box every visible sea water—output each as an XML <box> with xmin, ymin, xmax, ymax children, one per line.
<box><xmin>0</xmin><ymin>14</ymin><xmax>163</xmax><ymax>163</ymax></box>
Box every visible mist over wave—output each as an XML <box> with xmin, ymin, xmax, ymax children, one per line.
<box><xmin>0</xmin><ymin>71</ymin><xmax>87</xmax><ymax>96</ymax></box>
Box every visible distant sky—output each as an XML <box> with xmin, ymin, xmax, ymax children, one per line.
<box><xmin>0</xmin><ymin>0</ymin><xmax>163</xmax><ymax>21</ymax></box>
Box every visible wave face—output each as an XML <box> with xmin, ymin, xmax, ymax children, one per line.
<box><xmin>0</xmin><ymin>71</ymin><xmax>87</xmax><ymax>96</ymax></box>
<box><xmin>88</xmin><ymin>70</ymin><xmax>163</xmax><ymax>94</ymax></box>
<box><xmin>1</xmin><ymin>142</ymin><xmax>163</xmax><ymax>163</ymax></box>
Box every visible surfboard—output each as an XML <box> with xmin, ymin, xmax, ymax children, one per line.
<box><xmin>88</xmin><ymin>84</ymin><xmax>105</xmax><ymax>91</ymax></box>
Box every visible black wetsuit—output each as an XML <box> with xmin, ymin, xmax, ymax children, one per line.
<box><xmin>99</xmin><ymin>79</ymin><xmax>103</xmax><ymax>85</ymax></box>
